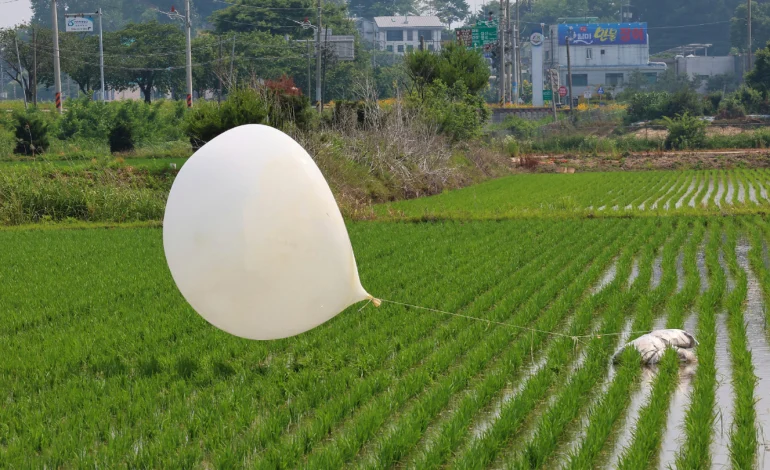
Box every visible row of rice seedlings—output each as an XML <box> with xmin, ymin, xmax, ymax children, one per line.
<box><xmin>0</xmin><ymin>222</ymin><xmax>549</xmax><ymax>465</ymax></box>
<box><xmin>675</xmin><ymin>219</ymin><xmax>727</xmax><ymax>469</ymax></box>
<box><xmin>234</xmin><ymin>220</ymin><xmax>591</xmax><ymax>465</ymax></box>
<box><xmin>538</xmin><ymin>220</ymin><xmax>688</xmax><ymax>468</ymax></box>
<box><xmin>662</xmin><ymin>174</ymin><xmax>694</xmax><ymax>211</ymax></box>
<box><xmin>745</xmin><ymin>169</ymin><xmax>770</xmax><ymax>203</ymax></box>
<box><xmin>438</xmin><ymin>220</ymin><xmax>659</xmax><ymax>470</ymax></box>
<box><xmin>601</xmin><ymin>173</ymin><xmax>659</xmax><ymax>211</ymax></box>
<box><xmin>358</xmin><ymin>231</ymin><xmax>641</xmax><ymax>470</ymax></box>
<box><xmin>555</xmin><ymin>222</ymin><xmax>688</xmax><ymax>468</ymax></box>
<box><xmin>397</xmin><ymin>223</ymin><xmax>656</xmax><ymax>470</ymax></box>
<box><xmin>726</xmin><ymin>171</ymin><xmax>736</xmax><ymax>206</ymax></box>
<box><xmin>611</xmin><ymin>224</ymin><xmax>694</xmax><ymax>469</ymax></box>
<box><xmin>688</xmin><ymin>172</ymin><xmax>707</xmax><ymax>208</ymax></box>
<box><xmin>566</xmin><ymin>220</ymin><xmax>704</xmax><ymax>470</ymax></box>
<box><xmin>674</xmin><ymin>174</ymin><xmax>699</xmax><ymax>209</ymax></box>
<box><xmin>172</xmin><ymin>221</ymin><xmax>525</xmax><ymax>464</ymax></box>
<box><xmin>621</xmin><ymin>174</ymin><xmax>661</xmax><ymax>211</ymax></box>
<box><xmin>294</xmin><ymin>222</ymin><xmax>637</xmax><ymax>469</ymax></box>
<box><xmin>500</xmin><ymin>221</ymin><xmax>677</xmax><ymax>469</ymax></box>
<box><xmin>651</xmin><ymin>173</ymin><xmax>686</xmax><ymax>210</ymax></box>
<box><xmin>698</xmin><ymin>171</ymin><xmax>716</xmax><ymax>209</ymax></box>
<box><xmin>722</xmin><ymin>218</ymin><xmax>758</xmax><ymax>468</ymax></box>
<box><xmin>247</xmin><ymin>221</ymin><xmax>604</xmax><ymax>468</ymax></box>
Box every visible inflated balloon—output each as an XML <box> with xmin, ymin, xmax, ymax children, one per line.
<box><xmin>163</xmin><ymin>124</ymin><xmax>376</xmax><ymax>340</ymax></box>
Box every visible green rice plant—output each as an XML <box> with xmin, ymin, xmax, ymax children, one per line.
<box><xmin>723</xmin><ymin>218</ymin><xmax>760</xmax><ymax>468</ymax></box>
<box><xmin>676</xmin><ymin>219</ymin><xmax>726</xmax><ymax>469</ymax></box>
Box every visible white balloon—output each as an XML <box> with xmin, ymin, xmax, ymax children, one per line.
<box><xmin>163</xmin><ymin>124</ymin><xmax>373</xmax><ymax>340</ymax></box>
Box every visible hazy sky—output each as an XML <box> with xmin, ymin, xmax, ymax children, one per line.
<box><xmin>0</xmin><ymin>0</ymin><xmax>32</xmax><ymax>29</ymax></box>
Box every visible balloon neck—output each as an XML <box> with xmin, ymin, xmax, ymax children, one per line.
<box><xmin>367</xmin><ymin>294</ymin><xmax>382</xmax><ymax>308</ymax></box>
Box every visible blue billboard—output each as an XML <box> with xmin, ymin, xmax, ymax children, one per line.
<box><xmin>557</xmin><ymin>23</ymin><xmax>647</xmax><ymax>46</ymax></box>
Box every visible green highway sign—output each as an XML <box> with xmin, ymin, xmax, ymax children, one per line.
<box><xmin>543</xmin><ymin>89</ymin><xmax>553</xmax><ymax>101</ymax></box>
<box><xmin>471</xmin><ymin>26</ymin><xmax>497</xmax><ymax>47</ymax></box>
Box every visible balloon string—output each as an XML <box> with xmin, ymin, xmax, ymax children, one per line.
<box><xmin>369</xmin><ymin>297</ymin><xmax>655</xmax><ymax>341</ymax></box>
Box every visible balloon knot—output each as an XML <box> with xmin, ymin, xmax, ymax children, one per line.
<box><xmin>368</xmin><ymin>295</ymin><xmax>382</xmax><ymax>307</ymax></box>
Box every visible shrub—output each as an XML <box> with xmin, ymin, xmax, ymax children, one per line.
<box><xmin>663</xmin><ymin>113</ymin><xmax>707</xmax><ymax>150</ymax></box>
<box><xmin>184</xmin><ymin>88</ymin><xmax>269</xmax><ymax>149</ymax></box>
<box><xmin>704</xmin><ymin>92</ymin><xmax>723</xmax><ymax>116</ymax></box>
<box><xmin>500</xmin><ymin>116</ymin><xmax>539</xmax><ymax>139</ymax></box>
<box><xmin>109</xmin><ymin>110</ymin><xmax>135</xmax><ymax>153</ymax></box>
<box><xmin>13</xmin><ymin>110</ymin><xmax>50</xmax><ymax>155</ymax></box>
<box><xmin>417</xmin><ymin>80</ymin><xmax>488</xmax><ymax>142</ymax></box>
<box><xmin>716</xmin><ymin>96</ymin><xmax>746</xmax><ymax>120</ymax></box>
<box><xmin>502</xmin><ymin>135</ymin><xmax>520</xmax><ymax>157</ymax></box>
<box><xmin>625</xmin><ymin>92</ymin><xmax>669</xmax><ymax>123</ymax></box>
<box><xmin>661</xmin><ymin>88</ymin><xmax>703</xmax><ymax>118</ymax></box>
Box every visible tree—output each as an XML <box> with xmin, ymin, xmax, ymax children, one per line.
<box><xmin>349</xmin><ymin>0</ymin><xmax>416</xmax><ymax>19</ymax></box>
<box><xmin>0</xmin><ymin>24</ymin><xmax>54</xmax><ymax>104</ymax></box>
<box><xmin>405</xmin><ymin>41</ymin><xmax>489</xmax><ymax>99</ymax></box>
<box><xmin>60</xmin><ymin>33</ymin><xmax>101</xmax><ymax>95</ymax></box>
<box><xmin>104</xmin><ymin>22</ymin><xmax>185</xmax><ymax>103</ymax></box>
<box><xmin>731</xmin><ymin>3</ymin><xmax>770</xmax><ymax>55</ymax></box>
<box><xmin>432</xmin><ymin>0</ymin><xmax>470</xmax><ymax>29</ymax></box>
<box><xmin>746</xmin><ymin>40</ymin><xmax>770</xmax><ymax>97</ymax></box>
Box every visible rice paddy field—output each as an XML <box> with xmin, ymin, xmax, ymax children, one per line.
<box><xmin>3</xmin><ymin>170</ymin><xmax>770</xmax><ymax>468</ymax></box>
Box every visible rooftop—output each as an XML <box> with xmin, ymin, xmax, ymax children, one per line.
<box><xmin>373</xmin><ymin>16</ymin><xmax>443</xmax><ymax>29</ymax></box>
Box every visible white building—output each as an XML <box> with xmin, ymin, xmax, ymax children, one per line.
<box><xmin>544</xmin><ymin>23</ymin><xmax>667</xmax><ymax>98</ymax></box>
<box><xmin>372</xmin><ymin>16</ymin><xmax>444</xmax><ymax>54</ymax></box>
<box><xmin>673</xmin><ymin>54</ymin><xmax>742</xmax><ymax>92</ymax></box>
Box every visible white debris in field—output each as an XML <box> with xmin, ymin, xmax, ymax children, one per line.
<box><xmin>613</xmin><ymin>329</ymin><xmax>697</xmax><ymax>365</ymax></box>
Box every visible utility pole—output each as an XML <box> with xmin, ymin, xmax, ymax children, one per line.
<box><xmin>306</xmin><ymin>38</ymin><xmax>311</xmax><ymax>99</ymax></box>
<box><xmin>218</xmin><ymin>35</ymin><xmax>223</xmax><ymax>103</ymax></box>
<box><xmin>316</xmin><ymin>0</ymin><xmax>322</xmax><ymax>112</ymax></box>
<box><xmin>748</xmin><ymin>0</ymin><xmax>752</xmax><ymax>71</ymax></box>
<box><xmin>505</xmin><ymin>0</ymin><xmax>511</xmax><ymax>104</ymax></box>
<box><xmin>51</xmin><ymin>0</ymin><xmax>62</xmax><ymax>113</ymax></box>
<box><xmin>516</xmin><ymin>0</ymin><xmax>521</xmax><ymax>103</ymax></box>
<box><xmin>566</xmin><ymin>29</ymin><xmax>574</xmax><ymax>117</ymax></box>
<box><xmin>498</xmin><ymin>0</ymin><xmax>505</xmax><ymax>104</ymax></box>
<box><xmin>98</xmin><ymin>10</ymin><xmax>105</xmax><ymax>101</ymax></box>
<box><xmin>14</xmin><ymin>36</ymin><xmax>26</xmax><ymax>109</ymax></box>
<box><xmin>185</xmin><ymin>0</ymin><xmax>193</xmax><ymax>107</ymax></box>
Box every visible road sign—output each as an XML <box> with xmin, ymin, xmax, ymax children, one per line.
<box><xmin>558</xmin><ymin>86</ymin><xmax>568</xmax><ymax>97</ymax></box>
<box><xmin>584</xmin><ymin>90</ymin><xmax>592</xmax><ymax>99</ymax></box>
<box><xmin>456</xmin><ymin>28</ymin><xmax>472</xmax><ymax>47</ymax></box>
<box><xmin>471</xmin><ymin>26</ymin><xmax>497</xmax><ymax>48</ymax></box>
<box><xmin>597</xmin><ymin>86</ymin><xmax>605</xmax><ymax>95</ymax></box>
<box><xmin>543</xmin><ymin>89</ymin><xmax>553</xmax><ymax>101</ymax></box>
<box><xmin>65</xmin><ymin>16</ymin><xmax>94</xmax><ymax>32</ymax></box>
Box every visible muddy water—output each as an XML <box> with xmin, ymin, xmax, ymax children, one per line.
<box><xmin>749</xmin><ymin>182</ymin><xmax>759</xmax><ymax>204</ymax></box>
<box><xmin>737</xmin><ymin>179</ymin><xmax>746</xmax><ymax>204</ymax></box>
<box><xmin>697</xmin><ymin>243</ymin><xmax>710</xmax><ymax>293</ymax></box>
<box><xmin>759</xmin><ymin>181</ymin><xmax>769</xmax><ymax>202</ymax></box>
<box><xmin>712</xmin><ymin>312</ymin><xmax>735</xmax><ymax>470</ymax></box>
<box><xmin>652</xmin><ymin>254</ymin><xmax>664</xmax><ymax>290</ymax></box>
<box><xmin>556</xmin><ymin>320</ymin><xmax>636</xmax><ymax>469</ymax></box>
<box><xmin>676</xmin><ymin>177</ymin><xmax>697</xmax><ymax>209</ymax></box>
<box><xmin>470</xmin><ymin>355</ymin><xmax>548</xmax><ymax>439</ymax></box>
<box><xmin>652</xmin><ymin>179</ymin><xmax>678</xmax><ymax>210</ymax></box>
<box><xmin>725</xmin><ymin>178</ymin><xmax>735</xmax><ymax>205</ymax></box>
<box><xmin>593</xmin><ymin>261</ymin><xmax>618</xmax><ymax>294</ymax></box>
<box><xmin>676</xmin><ymin>251</ymin><xmax>685</xmax><ymax>293</ymax></box>
<box><xmin>736</xmin><ymin>241</ymin><xmax>770</xmax><ymax>469</ymax></box>
<box><xmin>703</xmin><ymin>176</ymin><xmax>715</xmax><ymax>207</ymax></box>
<box><xmin>629</xmin><ymin>259</ymin><xmax>640</xmax><ymax>287</ymax></box>
<box><xmin>689</xmin><ymin>176</ymin><xmax>706</xmax><ymax>208</ymax></box>
<box><xmin>715</xmin><ymin>176</ymin><xmax>725</xmax><ymax>208</ymax></box>
<box><xmin>606</xmin><ymin>367</ymin><xmax>658</xmax><ymax>468</ymax></box>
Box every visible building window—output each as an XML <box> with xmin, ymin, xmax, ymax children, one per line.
<box><xmin>386</xmin><ymin>44</ymin><xmax>394</xmax><ymax>52</ymax></box>
<box><xmin>397</xmin><ymin>44</ymin><xmax>404</xmax><ymax>53</ymax></box>
<box><xmin>407</xmin><ymin>30</ymin><xmax>413</xmax><ymax>41</ymax></box>
<box><xmin>407</xmin><ymin>44</ymin><xmax>414</xmax><ymax>52</ymax></box>
<box><xmin>545</xmin><ymin>51</ymin><xmax>550</xmax><ymax>61</ymax></box>
<box><xmin>605</xmin><ymin>73</ymin><xmax>624</xmax><ymax>86</ymax></box>
<box><xmin>428</xmin><ymin>43</ymin><xmax>435</xmax><ymax>51</ymax></box>
<box><xmin>601</xmin><ymin>49</ymin><xmax>605</xmax><ymax>55</ymax></box>
<box><xmin>386</xmin><ymin>30</ymin><xmax>403</xmax><ymax>41</ymax></box>
<box><xmin>418</xmin><ymin>29</ymin><xmax>432</xmax><ymax>41</ymax></box>
<box><xmin>644</xmin><ymin>72</ymin><xmax>658</xmax><ymax>83</ymax></box>
<box><xmin>586</xmin><ymin>48</ymin><xmax>593</xmax><ymax>59</ymax></box>
<box><xmin>571</xmin><ymin>74</ymin><xmax>588</xmax><ymax>86</ymax></box>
